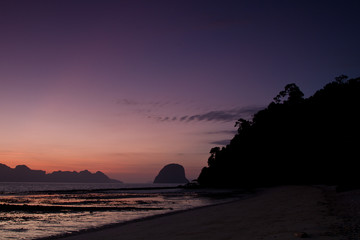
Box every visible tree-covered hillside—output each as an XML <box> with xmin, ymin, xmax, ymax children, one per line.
<box><xmin>198</xmin><ymin>76</ymin><xmax>360</xmax><ymax>188</ymax></box>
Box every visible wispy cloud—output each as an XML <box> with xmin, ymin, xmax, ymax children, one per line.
<box><xmin>117</xmin><ymin>98</ymin><xmax>174</xmax><ymax>108</ymax></box>
<box><xmin>117</xmin><ymin>98</ymin><xmax>264</xmax><ymax>124</ymax></box>
<box><xmin>117</xmin><ymin>99</ymin><xmax>140</xmax><ymax>106</ymax></box>
<box><xmin>209</xmin><ymin>139</ymin><xmax>231</xmax><ymax>146</ymax></box>
<box><xmin>154</xmin><ymin>106</ymin><xmax>264</xmax><ymax>123</ymax></box>
<box><xmin>204</xmin><ymin>130</ymin><xmax>238</xmax><ymax>135</ymax></box>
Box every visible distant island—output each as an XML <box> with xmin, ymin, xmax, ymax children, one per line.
<box><xmin>0</xmin><ymin>163</ymin><xmax>121</xmax><ymax>183</ymax></box>
<box><xmin>198</xmin><ymin>75</ymin><xmax>360</xmax><ymax>189</ymax></box>
<box><xmin>153</xmin><ymin>163</ymin><xmax>189</xmax><ymax>184</ymax></box>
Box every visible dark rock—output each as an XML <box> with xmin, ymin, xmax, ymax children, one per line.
<box><xmin>154</xmin><ymin>164</ymin><xmax>189</xmax><ymax>184</ymax></box>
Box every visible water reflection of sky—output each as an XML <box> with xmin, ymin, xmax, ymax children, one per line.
<box><xmin>0</xmin><ymin>191</ymin><xmax>230</xmax><ymax>239</ymax></box>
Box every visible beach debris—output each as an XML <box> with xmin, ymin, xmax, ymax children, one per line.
<box><xmin>294</xmin><ymin>232</ymin><xmax>309</xmax><ymax>238</ymax></box>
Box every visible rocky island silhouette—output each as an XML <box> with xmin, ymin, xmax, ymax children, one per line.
<box><xmin>154</xmin><ymin>163</ymin><xmax>189</xmax><ymax>184</ymax></box>
<box><xmin>0</xmin><ymin>163</ymin><xmax>121</xmax><ymax>183</ymax></box>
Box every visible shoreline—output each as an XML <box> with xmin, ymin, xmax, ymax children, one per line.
<box><xmin>37</xmin><ymin>185</ymin><xmax>345</xmax><ymax>240</ymax></box>
<box><xmin>0</xmin><ymin>182</ymin><xmax>183</xmax><ymax>195</ymax></box>
<box><xmin>35</xmin><ymin>194</ymin><xmax>249</xmax><ymax>240</ymax></box>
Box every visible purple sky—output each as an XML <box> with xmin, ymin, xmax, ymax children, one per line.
<box><xmin>1</xmin><ymin>0</ymin><xmax>359</xmax><ymax>182</ymax></box>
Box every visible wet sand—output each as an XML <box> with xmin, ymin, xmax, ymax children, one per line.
<box><xmin>49</xmin><ymin>186</ymin><xmax>342</xmax><ymax>240</ymax></box>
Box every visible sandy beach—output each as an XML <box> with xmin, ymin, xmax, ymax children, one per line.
<box><xmin>45</xmin><ymin>185</ymin><xmax>350</xmax><ymax>240</ymax></box>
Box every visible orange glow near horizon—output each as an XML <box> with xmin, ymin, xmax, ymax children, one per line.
<box><xmin>0</xmin><ymin>150</ymin><xmax>207</xmax><ymax>183</ymax></box>
<box><xmin>2</xmin><ymin>1</ymin><xmax>355</xmax><ymax>183</ymax></box>
<box><xmin>0</xmin><ymin>90</ymin><xmax>229</xmax><ymax>183</ymax></box>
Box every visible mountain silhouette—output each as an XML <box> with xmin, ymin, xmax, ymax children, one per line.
<box><xmin>0</xmin><ymin>163</ymin><xmax>121</xmax><ymax>183</ymax></box>
<box><xmin>154</xmin><ymin>163</ymin><xmax>189</xmax><ymax>184</ymax></box>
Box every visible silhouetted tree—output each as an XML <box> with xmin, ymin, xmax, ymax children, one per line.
<box><xmin>235</xmin><ymin>118</ymin><xmax>252</xmax><ymax>133</ymax></box>
<box><xmin>335</xmin><ymin>74</ymin><xmax>348</xmax><ymax>84</ymax></box>
<box><xmin>208</xmin><ymin>147</ymin><xmax>220</xmax><ymax>167</ymax></box>
<box><xmin>198</xmin><ymin>76</ymin><xmax>360</xmax><ymax>189</ymax></box>
<box><xmin>273</xmin><ymin>83</ymin><xmax>304</xmax><ymax>104</ymax></box>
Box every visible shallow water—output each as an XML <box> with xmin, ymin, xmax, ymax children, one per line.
<box><xmin>0</xmin><ymin>183</ymin><xmax>239</xmax><ymax>239</ymax></box>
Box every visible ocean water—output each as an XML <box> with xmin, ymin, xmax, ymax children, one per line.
<box><xmin>0</xmin><ymin>182</ymin><xmax>239</xmax><ymax>239</ymax></box>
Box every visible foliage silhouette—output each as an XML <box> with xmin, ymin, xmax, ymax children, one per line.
<box><xmin>198</xmin><ymin>76</ymin><xmax>360</xmax><ymax>188</ymax></box>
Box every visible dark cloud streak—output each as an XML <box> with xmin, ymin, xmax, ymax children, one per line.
<box><xmin>156</xmin><ymin>106</ymin><xmax>264</xmax><ymax>123</ymax></box>
<box><xmin>210</xmin><ymin>139</ymin><xmax>231</xmax><ymax>146</ymax></box>
<box><xmin>204</xmin><ymin>130</ymin><xmax>238</xmax><ymax>135</ymax></box>
<box><xmin>118</xmin><ymin>98</ymin><xmax>264</xmax><ymax>124</ymax></box>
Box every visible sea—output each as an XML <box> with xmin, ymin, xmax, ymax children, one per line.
<box><xmin>0</xmin><ymin>182</ymin><xmax>241</xmax><ymax>239</ymax></box>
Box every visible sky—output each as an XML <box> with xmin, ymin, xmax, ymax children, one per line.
<box><xmin>1</xmin><ymin>0</ymin><xmax>359</xmax><ymax>183</ymax></box>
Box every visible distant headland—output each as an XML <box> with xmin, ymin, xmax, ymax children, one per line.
<box><xmin>198</xmin><ymin>75</ymin><xmax>360</xmax><ymax>190</ymax></box>
<box><xmin>0</xmin><ymin>163</ymin><xmax>121</xmax><ymax>183</ymax></box>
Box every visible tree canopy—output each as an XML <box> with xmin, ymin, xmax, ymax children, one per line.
<box><xmin>197</xmin><ymin>76</ymin><xmax>360</xmax><ymax>189</ymax></box>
